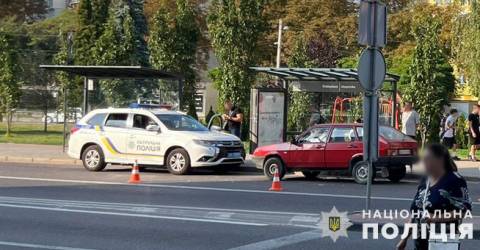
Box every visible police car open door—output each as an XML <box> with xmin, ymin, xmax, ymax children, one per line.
<box><xmin>126</xmin><ymin>114</ymin><xmax>164</xmax><ymax>165</ymax></box>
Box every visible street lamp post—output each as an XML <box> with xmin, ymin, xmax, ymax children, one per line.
<box><xmin>276</xmin><ymin>19</ymin><xmax>283</xmax><ymax>69</ymax></box>
<box><xmin>275</xmin><ymin>19</ymin><xmax>288</xmax><ymax>88</ymax></box>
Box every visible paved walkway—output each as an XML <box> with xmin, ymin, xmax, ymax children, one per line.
<box><xmin>0</xmin><ymin>143</ymin><xmax>81</xmax><ymax>165</ymax></box>
<box><xmin>0</xmin><ymin>143</ymin><xmax>479</xmax><ymax>180</ymax></box>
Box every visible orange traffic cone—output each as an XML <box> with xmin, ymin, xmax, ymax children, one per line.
<box><xmin>128</xmin><ymin>160</ymin><xmax>141</xmax><ymax>184</ymax></box>
<box><xmin>269</xmin><ymin>167</ymin><xmax>283</xmax><ymax>191</ymax></box>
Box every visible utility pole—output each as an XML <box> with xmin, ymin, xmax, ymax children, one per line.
<box><xmin>358</xmin><ymin>0</ymin><xmax>387</xmax><ymax>210</ymax></box>
<box><xmin>63</xmin><ymin>31</ymin><xmax>74</xmax><ymax>152</ymax></box>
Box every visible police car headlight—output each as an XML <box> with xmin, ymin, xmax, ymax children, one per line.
<box><xmin>193</xmin><ymin>140</ymin><xmax>217</xmax><ymax>147</ymax></box>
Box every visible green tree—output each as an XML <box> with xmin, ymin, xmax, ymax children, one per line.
<box><xmin>54</xmin><ymin>31</ymin><xmax>83</xmax><ymax>126</ymax></box>
<box><xmin>92</xmin><ymin>0</ymin><xmax>150</xmax><ymax>106</ymax></box>
<box><xmin>0</xmin><ymin>0</ymin><xmax>49</xmax><ymax>22</ymax></box>
<box><xmin>282</xmin><ymin>0</ymin><xmax>356</xmax><ymax>62</ymax></box>
<box><xmin>92</xmin><ymin>0</ymin><xmax>111</xmax><ymax>35</ymax></box>
<box><xmin>0</xmin><ymin>31</ymin><xmax>21</xmax><ymax>136</ymax></box>
<box><xmin>287</xmin><ymin>35</ymin><xmax>313</xmax><ymax>132</ymax></box>
<box><xmin>454</xmin><ymin>1</ymin><xmax>480</xmax><ymax>96</ymax></box>
<box><xmin>74</xmin><ymin>0</ymin><xmax>96</xmax><ymax>65</ymax></box>
<box><xmin>404</xmin><ymin>16</ymin><xmax>455</xmax><ymax>146</ymax></box>
<box><xmin>74</xmin><ymin>0</ymin><xmax>112</xmax><ymax>65</ymax></box>
<box><xmin>207</xmin><ymin>0</ymin><xmax>267</xmax><ymax>132</ymax></box>
<box><xmin>130</xmin><ymin>0</ymin><xmax>150</xmax><ymax>67</ymax></box>
<box><xmin>150</xmin><ymin>0</ymin><xmax>200</xmax><ymax>118</ymax></box>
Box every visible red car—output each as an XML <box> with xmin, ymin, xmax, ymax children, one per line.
<box><xmin>252</xmin><ymin>124</ymin><xmax>418</xmax><ymax>184</ymax></box>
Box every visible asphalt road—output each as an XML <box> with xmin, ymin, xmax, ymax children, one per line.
<box><xmin>0</xmin><ymin>162</ymin><xmax>479</xmax><ymax>250</ymax></box>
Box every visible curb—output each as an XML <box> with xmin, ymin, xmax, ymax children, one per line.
<box><xmin>0</xmin><ymin>156</ymin><xmax>81</xmax><ymax>166</ymax></box>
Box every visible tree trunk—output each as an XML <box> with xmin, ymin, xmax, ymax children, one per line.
<box><xmin>5</xmin><ymin>104</ymin><xmax>11</xmax><ymax>137</ymax></box>
<box><xmin>44</xmin><ymin>98</ymin><xmax>48</xmax><ymax>132</ymax></box>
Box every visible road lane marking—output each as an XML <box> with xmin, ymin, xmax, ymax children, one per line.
<box><xmin>0</xmin><ymin>203</ymin><xmax>267</xmax><ymax>227</ymax></box>
<box><xmin>0</xmin><ymin>196</ymin><xmax>321</xmax><ymax>228</ymax></box>
<box><xmin>0</xmin><ymin>175</ymin><xmax>478</xmax><ymax>205</ymax></box>
<box><xmin>0</xmin><ymin>196</ymin><xmax>321</xmax><ymax>216</ymax></box>
<box><xmin>0</xmin><ymin>241</ymin><xmax>95</xmax><ymax>250</ymax></box>
<box><xmin>228</xmin><ymin>230</ymin><xmax>322</xmax><ymax>250</ymax></box>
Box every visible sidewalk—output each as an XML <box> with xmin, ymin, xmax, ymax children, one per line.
<box><xmin>0</xmin><ymin>143</ymin><xmax>479</xmax><ymax>180</ymax></box>
<box><xmin>407</xmin><ymin>160</ymin><xmax>480</xmax><ymax>181</ymax></box>
<box><xmin>0</xmin><ymin>143</ymin><xmax>81</xmax><ymax>165</ymax></box>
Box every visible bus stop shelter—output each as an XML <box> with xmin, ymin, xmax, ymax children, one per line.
<box><xmin>39</xmin><ymin>65</ymin><xmax>184</xmax><ymax>150</ymax></box>
<box><xmin>251</xmin><ymin>67</ymin><xmax>400</xmax><ymax>126</ymax></box>
<box><xmin>249</xmin><ymin>67</ymin><xmax>400</xmax><ymax>150</ymax></box>
<box><xmin>39</xmin><ymin>65</ymin><xmax>184</xmax><ymax>115</ymax></box>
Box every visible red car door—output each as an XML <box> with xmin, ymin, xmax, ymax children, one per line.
<box><xmin>324</xmin><ymin>126</ymin><xmax>362</xmax><ymax>168</ymax></box>
<box><xmin>289</xmin><ymin>127</ymin><xmax>330</xmax><ymax>168</ymax></box>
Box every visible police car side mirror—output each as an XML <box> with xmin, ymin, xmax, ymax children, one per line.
<box><xmin>146</xmin><ymin>125</ymin><xmax>160</xmax><ymax>132</ymax></box>
<box><xmin>210</xmin><ymin>125</ymin><xmax>221</xmax><ymax>132</ymax></box>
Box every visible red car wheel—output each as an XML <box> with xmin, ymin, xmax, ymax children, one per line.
<box><xmin>263</xmin><ymin>157</ymin><xmax>286</xmax><ymax>180</ymax></box>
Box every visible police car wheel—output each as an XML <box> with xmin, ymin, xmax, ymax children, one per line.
<box><xmin>352</xmin><ymin>161</ymin><xmax>375</xmax><ymax>185</ymax></box>
<box><xmin>263</xmin><ymin>157</ymin><xmax>285</xmax><ymax>180</ymax></box>
<box><xmin>166</xmin><ymin>149</ymin><xmax>191</xmax><ymax>175</ymax></box>
<box><xmin>82</xmin><ymin>145</ymin><xmax>106</xmax><ymax>172</ymax></box>
<box><xmin>387</xmin><ymin>165</ymin><xmax>406</xmax><ymax>183</ymax></box>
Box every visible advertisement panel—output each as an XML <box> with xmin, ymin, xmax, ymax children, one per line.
<box><xmin>258</xmin><ymin>91</ymin><xmax>285</xmax><ymax>147</ymax></box>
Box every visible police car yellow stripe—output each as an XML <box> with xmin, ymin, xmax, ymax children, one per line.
<box><xmin>99</xmin><ymin>136</ymin><xmax>162</xmax><ymax>159</ymax></box>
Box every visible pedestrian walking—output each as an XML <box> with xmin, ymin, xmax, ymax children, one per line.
<box><xmin>467</xmin><ymin>104</ymin><xmax>480</xmax><ymax>161</ymax></box>
<box><xmin>442</xmin><ymin>109</ymin><xmax>460</xmax><ymax>161</ymax></box>
<box><xmin>396</xmin><ymin>144</ymin><xmax>472</xmax><ymax>250</ymax></box>
<box><xmin>401</xmin><ymin>102</ymin><xmax>420</xmax><ymax>140</ymax></box>
<box><xmin>222</xmin><ymin>100</ymin><xmax>243</xmax><ymax>138</ymax></box>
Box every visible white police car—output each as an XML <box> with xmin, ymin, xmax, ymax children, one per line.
<box><xmin>68</xmin><ymin>109</ymin><xmax>245</xmax><ymax>175</ymax></box>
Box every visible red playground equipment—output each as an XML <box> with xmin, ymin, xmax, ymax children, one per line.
<box><xmin>331</xmin><ymin>96</ymin><xmax>400</xmax><ymax>129</ymax></box>
<box><xmin>331</xmin><ymin>97</ymin><xmax>353</xmax><ymax>123</ymax></box>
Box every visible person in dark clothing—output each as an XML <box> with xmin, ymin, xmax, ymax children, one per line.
<box><xmin>396</xmin><ymin>144</ymin><xmax>472</xmax><ymax>250</ymax></box>
<box><xmin>222</xmin><ymin>100</ymin><xmax>243</xmax><ymax>138</ymax></box>
<box><xmin>468</xmin><ymin>105</ymin><xmax>480</xmax><ymax>161</ymax></box>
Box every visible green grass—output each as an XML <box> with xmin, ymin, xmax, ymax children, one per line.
<box><xmin>0</xmin><ymin>123</ymin><xmax>69</xmax><ymax>145</ymax></box>
<box><xmin>453</xmin><ymin>149</ymin><xmax>480</xmax><ymax>160</ymax></box>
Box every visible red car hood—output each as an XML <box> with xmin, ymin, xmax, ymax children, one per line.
<box><xmin>253</xmin><ymin>143</ymin><xmax>291</xmax><ymax>157</ymax></box>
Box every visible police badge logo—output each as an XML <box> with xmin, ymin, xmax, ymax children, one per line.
<box><xmin>318</xmin><ymin>206</ymin><xmax>352</xmax><ymax>242</ymax></box>
<box><xmin>328</xmin><ymin>216</ymin><xmax>341</xmax><ymax>232</ymax></box>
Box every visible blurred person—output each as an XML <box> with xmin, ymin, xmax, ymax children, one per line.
<box><xmin>396</xmin><ymin>144</ymin><xmax>472</xmax><ymax>250</ymax></box>
<box><xmin>439</xmin><ymin>108</ymin><xmax>449</xmax><ymax>137</ymax></box>
<box><xmin>309</xmin><ymin>105</ymin><xmax>324</xmax><ymax>127</ymax></box>
<box><xmin>442</xmin><ymin>109</ymin><xmax>460</xmax><ymax>161</ymax></box>
<box><xmin>467</xmin><ymin>104</ymin><xmax>480</xmax><ymax>161</ymax></box>
<box><xmin>401</xmin><ymin>102</ymin><xmax>420</xmax><ymax>140</ymax></box>
<box><xmin>222</xmin><ymin>100</ymin><xmax>243</xmax><ymax>138</ymax></box>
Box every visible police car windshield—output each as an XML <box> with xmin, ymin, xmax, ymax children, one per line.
<box><xmin>156</xmin><ymin>114</ymin><xmax>208</xmax><ymax>131</ymax></box>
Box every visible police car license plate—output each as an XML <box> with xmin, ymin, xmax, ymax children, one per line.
<box><xmin>227</xmin><ymin>152</ymin><xmax>242</xmax><ymax>158</ymax></box>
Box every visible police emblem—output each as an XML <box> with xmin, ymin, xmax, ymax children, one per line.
<box><xmin>328</xmin><ymin>216</ymin><xmax>341</xmax><ymax>232</ymax></box>
<box><xmin>318</xmin><ymin>206</ymin><xmax>352</xmax><ymax>242</ymax></box>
